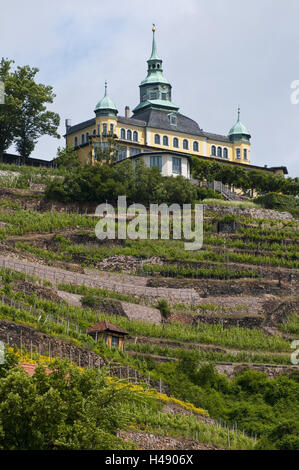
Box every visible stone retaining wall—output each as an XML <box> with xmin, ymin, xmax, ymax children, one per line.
<box><xmin>204</xmin><ymin>205</ymin><xmax>294</xmax><ymax>221</ymax></box>
<box><xmin>215</xmin><ymin>362</ymin><xmax>299</xmax><ymax>379</ymax></box>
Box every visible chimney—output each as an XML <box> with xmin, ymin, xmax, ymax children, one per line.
<box><xmin>125</xmin><ymin>106</ymin><xmax>130</xmax><ymax>118</ymax></box>
<box><xmin>65</xmin><ymin>119</ymin><xmax>72</xmax><ymax>132</ymax></box>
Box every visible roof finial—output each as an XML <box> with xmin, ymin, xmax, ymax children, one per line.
<box><xmin>152</xmin><ymin>23</ymin><xmax>156</xmax><ymax>33</ymax></box>
<box><xmin>238</xmin><ymin>105</ymin><xmax>240</xmax><ymax>121</ymax></box>
<box><xmin>104</xmin><ymin>81</ymin><xmax>108</xmax><ymax>96</ymax></box>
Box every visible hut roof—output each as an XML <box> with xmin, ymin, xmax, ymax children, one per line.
<box><xmin>87</xmin><ymin>320</ymin><xmax>128</xmax><ymax>335</ymax></box>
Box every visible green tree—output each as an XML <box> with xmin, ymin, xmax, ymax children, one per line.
<box><xmin>94</xmin><ymin>135</ymin><xmax>121</xmax><ymax>165</ymax></box>
<box><xmin>0</xmin><ymin>359</ymin><xmax>145</xmax><ymax>450</ymax></box>
<box><xmin>156</xmin><ymin>299</ymin><xmax>171</xmax><ymax>320</ymax></box>
<box><xmin>0</xmin><ymin>59</ymin><xmax>20</xmax><ymax>162</ymax></box>
<box><xmin>53</xmin><ymin>146</ymin><xmax>80</xmax><ymax>170</ymax></box>
<box><xmin>1</xmin><ymin>60</ymin><xmax>60</xmax><ymax>163</ymax></box>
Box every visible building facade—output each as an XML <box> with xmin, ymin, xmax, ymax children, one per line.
<box><xmin>64</xmin><ymin>27</ymin><xmax>285</xmax><ymax>178</ymax></box>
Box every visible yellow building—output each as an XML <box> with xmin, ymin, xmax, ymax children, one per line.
<box><xmin>64</xmin><ymin>26</ymin><xmax>287</xmax><ymax>179</ymax></box>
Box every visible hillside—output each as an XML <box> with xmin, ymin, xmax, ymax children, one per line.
<box><xmin>0</xmin><ymin>164</ymin><xmax>298</xmax><ymax>451</ymax></box>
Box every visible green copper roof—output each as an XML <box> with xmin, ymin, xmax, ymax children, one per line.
<box><xmin>95</xmin><ymin>82</ymin><xmax>118</xmax><ymax>112</ymax></box>
<box><xmin>142</xmin><ymin>26</ymin><xmax>170</xmax><ymax>86</ymax></box>
<box><xmin>228</xmin><ymin>107</ymin><xmax>250</xmax><ymax>137</ymax></box>
<box><xmin>134</xmin><ymin>98</ymin><xmax>179</xmax><ymax>113</ymax></box>
<box><xmin>140</xmin><ymin>71</ymin><xmax>170</xmax><ymax>86</ymax></box>
<box><xmin>150</xmin><ymin>25</ymin><xmax>160</xmax><ymax>60</ymax></box>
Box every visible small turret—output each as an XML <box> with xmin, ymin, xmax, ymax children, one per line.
<box><xmin>228</xmin><ymin>107</ymin><xmax>251</xmax><ymax>143</ymax></box>
<box><xmin>94</xmin><ymin>82</ymin><xmax>118</xmax><ymax>117</ymax></box>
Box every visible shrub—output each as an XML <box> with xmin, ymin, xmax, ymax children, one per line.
<box><xmin>156</xmin><ymin>299</ymin><xmax>171</xmax><ymax>320</ymax></box>
<box><xmin>197</xmin><ymin>187</ymin><xmax>224</xmax><ymax>201</ymax></box>
<box><xmin>254</xmin><ymin>192</ymin><xmax>299</xmax><ymax>218</ymax></box>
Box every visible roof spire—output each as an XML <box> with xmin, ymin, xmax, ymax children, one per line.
<box><xmin>104</xmin><ymin>80</ymin><xmax>108</xmax><ymax>96</ymax></box>
<box><xmin>150</xmin><ymin>23</ymin><xmax>159</xmax><ymax>60</ymax></box>
<box><xmin>238</xmin><ymin>105</ymin><xmax>240</xmax><ymax>121</ymax></box>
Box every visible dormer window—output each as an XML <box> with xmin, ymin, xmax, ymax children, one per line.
<box><xmin>169</xmin><ymin>114</ymin><xmax>177</xmax><ymax>126</ymax></box>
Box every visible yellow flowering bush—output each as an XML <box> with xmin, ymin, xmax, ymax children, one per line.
<box><xmin>8</xmin><ymin>347</ymin><xmax>52</xmax><ymax>366</ymax></box>
<box><xmin>10</xmin><ymin>346</ymin><xmax>208</xmax><ymax>418</ymax></box>
<box><xmin>107</xmin><ymin>377</ymin><xmax>209</xmax><ymax>417</ymax></box>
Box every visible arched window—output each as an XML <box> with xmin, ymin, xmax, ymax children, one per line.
<box><xmin>93</xmin><ymin>129</ymin><xmax>96</xmax><ymax>135</ymax></box>
<box><xmin>74</xmin><ymin>136</ymin><xmax>78</xmax><ymax>147</ymax></box>
<box><xmin>163</xmin><ymin>135</ymin><xmax>169</xmax><ymax>146</ymax></box>
<box><xmin>120</xmin><ymin>128</ymin><xmax>126</xmax><ymax>140</ymax></box>
<box><xmin>183</xmin><ymin>139</ymin><xmax>189</xmax><ymax>150</ymax></box>
<box><xmin>244</xmin><ymin>149</ymin><xmax>248</xmax><ymax>160</ymax></box>
<box><xmin>217</xmin><ymin>147</ymin><xmax>222</xmax><ymax>158</ymax></box>
<box><xmin>127</xmin><ymin>129</ymin><xmax>132</xmax><ymax>141</ymax></box>
<box><xmin>193</xmin><ymin>141</ymin><xmax>199</xmax><ymax>152</ymax></box>
<box><xmin>86</xmin><ymin>132</ymin><xmax>89</xmax><ymax>142</ymax></box>
<box><xmin>236</xmin><ymin>148</ymin><xmax>241</xmax><ymax>160</ymax></box>
<box><xmin>173</xmin><ymin>137</ymin><xmax>179</xmax><ymax>148</ymax></box>
<box><xmin>133</xmin><ymin>131</ymin><xmax>138</xmax><ymax>142</ymax></box>
<box><xmin>110</xmin><ymin>123</ymin><xmax>114</xmax><ymax>133</ymax></box>
<box><xmin>102</xmin><ymin>123</ymin><xmax>107</xmax><ymax>135</ymax></box>
<box><xmin>154</xmin><ymin>134</ymin><xmax>160</xmax><ymax>145</ymax></box>
<box><xmin>211</xmin><ymin>145</ymin><xmax>216</xmax><ymax>156</ymax></box>
<box><xmin>81</xmin><ymin>134</ymin><xmax>85</xmax><ymax>145</ymax></box>
<box><xmin>223</xmin><ymin>148</ymin><xmax>228</xmax><ymax>159</ymax></box>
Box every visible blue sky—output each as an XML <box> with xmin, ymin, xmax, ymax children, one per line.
<box><xmin>2</xmin><ymin>0</ymin><xmax>299</xmax><ymax>176</ymax></box>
